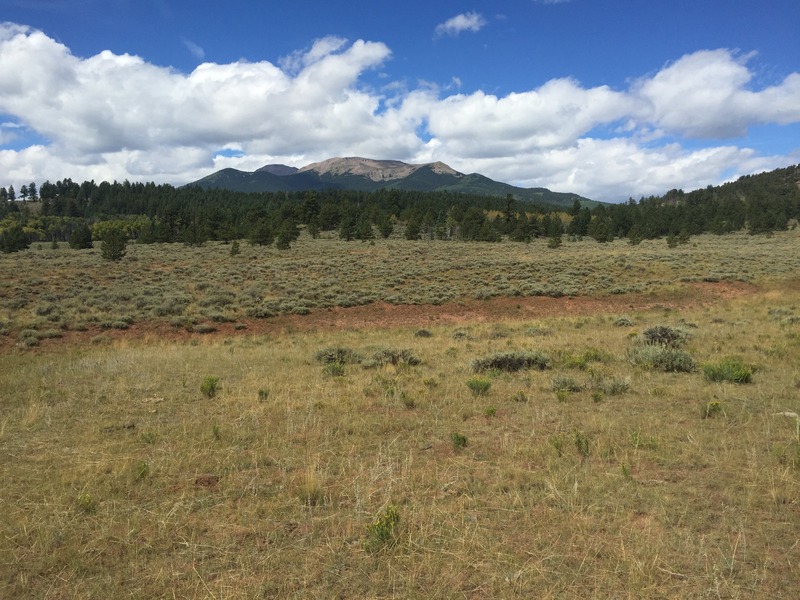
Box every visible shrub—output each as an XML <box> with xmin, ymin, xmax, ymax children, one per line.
<box><xmin>511</xmin><ymin>390</ymin><xmax>529</xmax><ymax>403</ymax></box>
<box><xmin>628</xmin><ymin>345</ymin><xmax>696</xmax><ymax>372</ymax></box>
<box><xmin>525</xmin><ymin>326</ymin><xmax>552</xmax><ymax>337</ymax></box>
<box><xmin>594</xmin><ymin>375</ymin><xmax>631</xmax><ymax>396</ymax></box>
<box><xmin>323</xmin><ymin>362</ymin><xmax>346</xmax><ymax>377</ymax></box>
<box><xmin>314</xmin><ymin>347</ymin><xmax>363</xmax><ymax>365</ymax></box>
<box><xmin>75</xmin><ymin>492</ymin><xmax>96</xmax><ymax>514</ymax></box>
<box><xmin>367</xmin><ymin>348</ymin><xmax>421</xmax><ymax>368</ymax></box>
<box><xmin>551</xmin><ymin>376</ymin><xmax>582</xmax><ymax>392</ymax></box>
<box><xmin>614</xmin><ymin>317</ymin><xmax>635</xmax><ymax>327</ymax></box>
<box><xmin>642</xmin><ymin>325</ymin><xmax>691</xmax><ymax>348</ymax></box>
<box><xmin>701</xmin><ymin>400</ymin><xmax>724</xmax><ymax>418</ymax></box>
<box><xmin>547</xmin><ymin>235</ymin><xmax>562</xmax><ymax>249</ymax></box>
<box><xmin>200</xmin><ymin>376</ymin><xmax>220</xmax><ymax>398</ymax></box>
<box><xmin>450</xmin><ymin>432</ymin><xmax>468</xmax><ymax>448</ymax></box>
<box><xmin>702</xmin><ymin>357</ymin><xmax>753</xmax><ymax>384</ymax></box>
<box><xmin>466</xmin><ymin>376</ymin><xmax>492</xmax><ymax>396</ymax></box>
<box><xmin>472</xmin><ymin>351</ymin><xmax>552</xmax><ymax>373</ymax></box>
<box><xmin>363</xmin><ymin>505</ymin><xmax>401</xmax><ymax>553</ymax></box>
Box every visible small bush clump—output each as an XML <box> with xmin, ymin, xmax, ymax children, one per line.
<box><xmin>701</xmin><ymin>400</ymin><xmax>724</xmax><ymax>418</ymax></box>
<box><xmin>466</xmin><ymin>376</ymin><xmax>492</xmax><ymax>396</ymax></box>
<box><xmin>314</xmin><ymin>347</ymin><xmax>363</xmax><ymax>365</ymax></box>
<box><xmin>323</xmin><ymin>362</ymin><xmax>346</xmax><ymax>377</ymax></box>
<box><xmin>366</xmin><ymin>348</ymin><xmax>421</xmax><ymax>368</ymax></box>
<box><xmin>200</xmin><ymin>376</ymin><xmax>220</xmax><ymax>398</ymax></box>
<box><xmin>551</xmin><ymin>376</ymin><xmax>582</xmax><ymax>393</ymax></box>
<box><xmin>75</xmin><ymin>492</ymin><xmax>97</xmax><ymax>514</ymax></box>
<box><xmin>593</xmin><ymin>375</ymin><xmax>631</xmax><ymax>396</ymax></box>
<box><xmin>450</xmin><ymin>432</ymin><xmax>469</xmax><ymax>448</ymax></box>
<box><xmin>642</xmin><ymin>325</ymin><xmax>691</xmax><ymax>348</ymax></box>
<box><xmin>472</xmin><ymin>351</ymin><xmax>552</xmax><ymax>373</ymax></box>
<box><xmin>702</xmin><ymin>357</ymin><xmax>753</xmax><ymax>384</ymax></box>
<box><xmin>628</xmin><ymin>345</ymin><xmax>696</xmax><ymax>372</ymax></box>
<box><xmin>363</xmin><ymin>505</ymin><xmax>401</xmax><ymax>553</ymax></box>
<box><xmin>511</xmin><ymin>390</ymin><xmax>529</xmax><ymax>403</ymax></box>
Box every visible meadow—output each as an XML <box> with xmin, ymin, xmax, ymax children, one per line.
<box><xmin>1</xmin><ymin>231</ymin><xmax>799</xmax><ymax>598</ymax></box>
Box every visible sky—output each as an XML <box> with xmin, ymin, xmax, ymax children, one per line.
<box><xmin>1</xmin><ymin>0</ymin><xmax>799</xmax><ymax>202</ymax></box>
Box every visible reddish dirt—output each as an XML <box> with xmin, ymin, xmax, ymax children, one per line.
<box><xmin>1</xmin><ymin>281</ymin><xmax>757</xmax><ymax>353</ymax></box>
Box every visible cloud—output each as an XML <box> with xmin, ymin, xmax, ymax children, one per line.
<box><xmin>181</xmin><ymin>37</ymin><xmax>205</xmax><ymax>60</ymax></box>
<box><xmin>434</xmin><ymin>12</ymin><xmax>487</xmax><ymax>37</ymax></box>
<box><xmin>634</xmin><ymin>50</ymin><xmax>800</xmax><ymax>138</ymax></box>
<box><xmin>0</xmin><ymin>23</ymin><xmax>798</xmax><ymax>201</ymax></box>
<box><xmin>279</xmin><ymin>36</ymin><xmax>348</xmax><ymax>74</ymax></box>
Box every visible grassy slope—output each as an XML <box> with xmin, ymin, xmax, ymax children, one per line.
<box><xmin>1</xmin><ymin>234</ymin><xmax>800</xmax><ymax>598</ymax></box>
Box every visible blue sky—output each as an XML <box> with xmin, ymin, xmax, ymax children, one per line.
<box><xmin>1</xmin><ymin>0</ymin><xmax>799</xmax><ymax>201</ymax></box>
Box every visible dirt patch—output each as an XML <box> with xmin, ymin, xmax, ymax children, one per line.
<box><xmin>1</xmin><ymin>281</ymin><xmax>757</xmax><ymax>353</ymax></box>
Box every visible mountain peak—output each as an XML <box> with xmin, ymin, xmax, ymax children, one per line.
<box><xmin>187</xmin><ymin>155</ymin><xmax>596</xmax><ymax>209</ymax></box>
<box><xmin>299</xmin><ymin>157</ymin><xmax>462</xmax><ymax>182</ymax></box>
<box><xmin>255</xmin><ymin>164</ymin><xmax>299</xmax><ymax>176</ymax></box>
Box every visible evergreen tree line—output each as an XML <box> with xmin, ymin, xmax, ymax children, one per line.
<box><xmin>1</xmin><ymin>164</ymin><xmax>798</xmax><ymax>253</ymax></box>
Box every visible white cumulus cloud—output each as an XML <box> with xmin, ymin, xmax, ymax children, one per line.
<box><xmin>434</xmin><ymin>12</ymin><xmax>487</xmax><ymax>37</ymax></box>
<box><xmin>0</xmin><ymin>23</ymin><xmax>799</xmax><ymax>201</ymax></box>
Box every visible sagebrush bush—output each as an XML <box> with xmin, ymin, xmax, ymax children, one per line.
<box><xmin>594</xmin><ymin>375</ymin><xmax>631</xmax><ymax>396</ymax></box>
<box><xmin>366</xmin><ymin>348</ymin><xmax>421</xmax><ymax>368</ymax></box>
<box><xmin>628</xmin><ymin>345</ymin><xmax>696</xmax><ymax>372</ymax></box>
<box><xmin>642</xmin><ymin>325</ymin><xmax>691</xmax><ymax>348</ymax></box>
<box><xmin>552</xmin><ymin>376</ymin><xmax>582</xmax><ymax>392</ymax></box>
<box><xmin>314</xmin><ymin>347</ymin><xmax>363</xmax><ymax>365</ymax></box>
<box><xmin>472</xmin><ymin>351</ymin><xmax>552</xmax><ymax>373</ymax></box>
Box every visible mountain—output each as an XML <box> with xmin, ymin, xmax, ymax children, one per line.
<box><xmin>188</xmin><ymin>157</ymin><xmax>597</xmax><ymax>209</ymax></box>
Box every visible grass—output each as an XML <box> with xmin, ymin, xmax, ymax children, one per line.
<box><xmin>1</xmin><ymin>233</ymin><xmax>800</xmax><ymax>597</ymax></box>
<box><xmin>702</xmin><ymin>356</ymin><xmax>754</xmax><ymax>383</ymax></box>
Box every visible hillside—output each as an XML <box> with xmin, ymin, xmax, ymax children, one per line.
<box><xmin>188</xmin><ymin>157</ymin><xmax>597</xmax><ymax>209</ymax></box>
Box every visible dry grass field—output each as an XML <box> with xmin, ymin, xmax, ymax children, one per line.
<box><xmin>1</xmin><ymin>231</ymin><xmax>799</xmax><ymax>598</ymax></box>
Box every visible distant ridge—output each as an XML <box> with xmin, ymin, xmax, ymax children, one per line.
<box><xmin>255</xmin><ymin>164</ymin><xmax>299</xmax><ymax>176</ymax></box>
<box><xmin>188</xmin><ymin>157</ymin><xmax>598</xmax><ymax>209</ymax></box>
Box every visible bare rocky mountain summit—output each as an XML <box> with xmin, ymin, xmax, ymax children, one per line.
<box><xmin>299</xmin><ymin>157</ymin><xmax>462</xmax><ymax>182</ymax></box>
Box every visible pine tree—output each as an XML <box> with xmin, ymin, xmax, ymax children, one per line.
<box><xmin>69</xmin><ymin>223</ymin><xmax>94</xmax><ymax>249</ymax></box>
<box><xmin>0</xmin><ymin>223</ymin><xmax>29</xmax><ymax>253</ymax></box>
<box><xmin>100</xmin><ymin>226</ymin><xmax>128</xmax><ymax>261</ymax></box>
